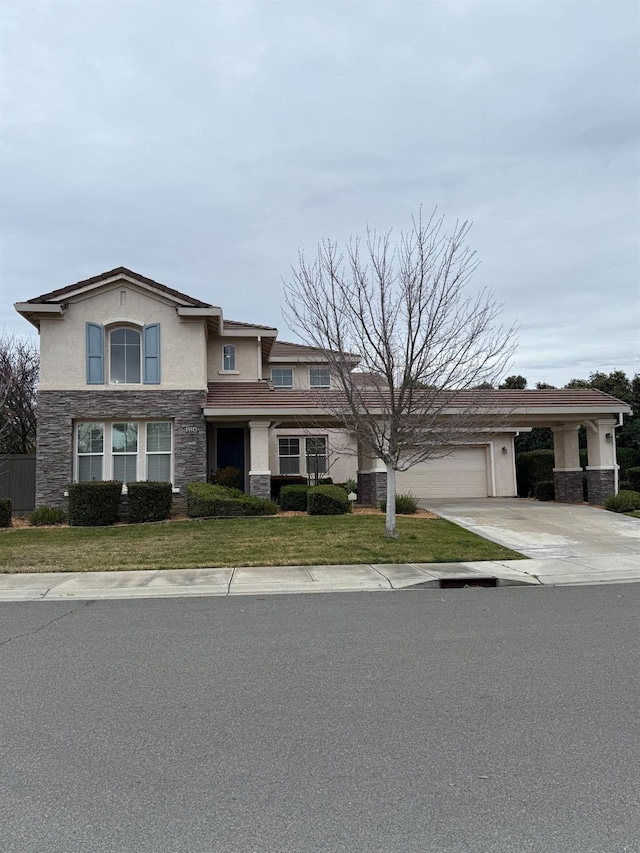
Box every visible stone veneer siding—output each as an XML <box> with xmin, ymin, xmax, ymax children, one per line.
<box><xmin>586</xmin><ymin>469</ymin><xmax>616</xmax><ymax>506</ymax></box>
<box><xmin>553</xmin><ymin>470</ymin><xmax>584</xmax><ymax>504</ymax></box>
<box><xmin>358</xmin><ymin>471</ymin><xmax>387</xmax><ymax>507</ymax></box>
<box><xmin>249</xmin><ymin>474</ymin><xmax>271</xmax><ymax>499</ymax></box>
<box><xmin>36</xmin><ymin>390</ymin><xmax>207</xmax><ymax>508</ymax></box>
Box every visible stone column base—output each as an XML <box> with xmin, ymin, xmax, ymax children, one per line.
<box><xmin>553</xmin><ymin>470</ymin><xmax>584</xmax><ymax>503</ymax></box>
<box><xmin>357</xmin><ymin>471</ymin><xmax>387</xmax><ymax>506</ymax></box>
<box><xmin>249</xmin><ymin>473</ymin><xmax>271</xmax><ymax>499</ymax></box>
<box><xmin>585</xmin><ymin>468</ymin><xmax>616</xmax><ymax>505</ymax></box>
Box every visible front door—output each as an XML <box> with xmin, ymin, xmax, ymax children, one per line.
<box><xmin>216</xmin><ymin>427</ymin><xmax>246</xmax><ymax>490</ymax></box>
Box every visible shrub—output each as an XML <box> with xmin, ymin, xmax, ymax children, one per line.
<box><xmin>318</xmin><ymin>476</ymin><xmax>333</xmax><ymax>485</ymax></box>
<box><xmin>516</xmin><ymin>449</ymin><xmax>555</xmax><ymax>497</ymax></box>
<box><xmin>307</xmin><ymin>484</ymin><xmax>350</xmax><ymax>515</ymax></box>
<box><xmin>127</xmin><ymin>481</ymin><xmax>173</xmax><ymax>524</ymax></box>
<box><xmin>533</xmin><ymin>481</ymin><xmax>555</xmax><ymax>502</ymax></box>
<box><xmin>0</xmin><ymin>498</ymin><xmax>12</xmax><ymax>527</ymax></box>
<box><xmin>379</xmin><ymin>493</ymin><xmax>418</xmax><ymax>514</ymax></box>
<box><xmin>342</xmin><ymin>478</ymin><xmax>358</xmax><ymax>494</ymax></box>
<box><xmin>29</xmin><ymin>505</ymin><xmax>67</xmax><ymax>526</ymax></box>
<box><xmin>604</xmin><ymin>490</ymin><xmax>640</xmax><ymax>513</ymax></box>
<box><xmin>627</xmin><ymin>467</ymin><xmax>640</xmax><ymax>492</ymax></box>
<box><xmin>68</xmin><ymin>481</ymin><xmax>122</xmax><ymax>526</ymax></box>
<box><xmin>280</xmin><ymin>484</ymin><xmax>310</xmax><ymax>511</ymax></box>
<box><xmin>618</xmin><ymin>449</ymin><xmax>640</xmax><ymax>480</ymax></box>
<box><xmin>187</xmin><ymin>483</ymin><xmax>277</xmax><ymax>517</ymax></box>
<box><xmin>210</xmin><ymin>466</ymin><xmax>242</xmax><ymax>489</ymax></box>
<box><xmin>270</xmin><ymin>475</ymin><xmax>307</xmax><ymax>501</ymax></box>
<box><xmin>619</xmin><ymin>480</ymin><xmax>632</xmax><ymax>492</ymax></box>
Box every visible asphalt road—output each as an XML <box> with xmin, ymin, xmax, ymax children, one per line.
<box><xmin>1</xmin><ymin>585</ymin><xmax>639</xmax><ymax>853</ymax></box>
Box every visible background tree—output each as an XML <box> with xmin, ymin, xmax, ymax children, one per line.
<box><xmin>0</xmin><ymin>333</ymin><xmax>38</xmax><ymax>454</ymax></box>
<box><xmin>283</xmin><ymin>209</ymin><xmax>517</xmax><ymax>537</ymax></box>
<box><xmin>499</xmin><ymin>374</ymin><xmax>527</xmax><ymax>389</ymax></box>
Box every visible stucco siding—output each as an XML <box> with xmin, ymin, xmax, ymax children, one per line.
<box><xmin>38</xmin><ymin>285</ymin><xmax>207</xmax><ymax>390</ymax></box>
<box><xmin>207</xmin><ymin>336</ymin><xmax>260</xmax><ymax>382</ymax></box>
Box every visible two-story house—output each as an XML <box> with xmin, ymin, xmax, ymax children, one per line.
<box><xmin>15</xmin><ymin>267</ymin><xmax>630</xmax><ymax>509</ymax></box>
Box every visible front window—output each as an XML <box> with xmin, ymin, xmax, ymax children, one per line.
<box><xmin>310</xmin><ymin>367</ymin><xmax>330</xmax><ymax>388</ymax></box>
<box><xmin>222</xmin><ymin>345</ymin><xmax>236</xmax><ymax>371</ymax></box>
<box><xmin>110</xmin><ymin>328</ymin><xmax>141</xmax><ymax>384</ymax></box>
<box><xmin>112</xmin><ymin>423</ymin><xmax>138</xmax><ymax>482</ymax></box>
<box><xmin>271</xmin><ymin>367</ymin><xmax>293</xmax><ymax>388</ymax></box>
<box><xmin>278</xmin><ymin>437</ymin><xmax>300</xmax><ymax>474</ymax></box>
<box><xmin>77</xmin><ymin>423</ymin><xmax>104</xmax><ymax>481</ymax></box>
<box><xmin>75</xmin><ymin>421</ymin><xmax>172</xmax><ymax>483</ymax></box>
<box><xmin>306</xmin><ymin>436</ymin><xmax>327</xmax><ymax>477</ymax></box>
<box><xmin>146</xmin><ymin>422</ymin><xmax>172</xmax><ymax>481</ymax></box>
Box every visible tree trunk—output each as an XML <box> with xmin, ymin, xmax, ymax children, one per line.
<box><xmin>384</xmin><ymin>461</ymin><xmax>397</xmax><ymax>538</ymax></box>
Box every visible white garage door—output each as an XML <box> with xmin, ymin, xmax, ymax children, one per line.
<box><xmin>396</xmin><ymin>446</ymin><xmax>489</xmax><ymax>499</ymax></box>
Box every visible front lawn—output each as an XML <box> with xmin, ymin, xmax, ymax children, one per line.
<box><xmin>0</xmin><ymin>515</ymin><xmax>524</xmax><ymax>573</ymax></box>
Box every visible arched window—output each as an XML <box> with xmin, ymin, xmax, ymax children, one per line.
<box><xmin>223</xmin><ymin>344</ymin><xmax>236</xmax><ymax>371</ymax></box>
<box><xmin>110</xmin><ymin>327</ymin><xmax>141</xmax><ymax>384</ymax></box>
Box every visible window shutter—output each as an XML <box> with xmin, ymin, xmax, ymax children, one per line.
<box><xmin>86</xmin><ymin>323</ymin><xmax>104</xmax><ymax>384</ymax></box>
<box><xmin>143</xmin><ymin>324</ymin><xmax>161</xmax><ymax>384</ymax></box>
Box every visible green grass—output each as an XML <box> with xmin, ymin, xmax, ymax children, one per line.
<box><xmin>626</xmin><ymin>510</ymin><xmax>640</xmax><ymax>519</ymax></box>
<box><xmin>0</xmin><ymin>515</ymin><xmax>524</xmax><ymax>573</ymax></box>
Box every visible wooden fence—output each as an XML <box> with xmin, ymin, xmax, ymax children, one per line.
<box><xmin>0</xmin><ymin>454</ymin><xmax>36</xmax><ymax>513</ymax></box>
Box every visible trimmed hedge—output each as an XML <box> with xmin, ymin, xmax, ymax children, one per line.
<box><xmin>307</xmin><ymin>484</ymin><xmax>351</xmax><ymax>515</ymax></box>
<box><xmin>618</xmin><ymin>449</ymin><xmax>640</xmax><ymax>479</ymax></box>
<box><xmin>210</xmin><ymin>466</ymin><xmax>242</xmax><ymax>489</ymax></box>
<box><xmin>68</xmin><ymin>481</ymin><xmax>122</xmax><ymax>526</ymax></box>
<box><xmin>380</xmin><ymin>494</ymin><xmax>419</xmax><ymax>514</ymax></box>
<box><xmin>0</xmin><ymin>498</ymin><xmax>12</xmax><ymax>527</ymax></box>
<box><xmin>627</xmin><ymin>467</ymin><xmax>640</xmax><ymax>492</ymax></box>
<box><xmin>127</xmin><ymin>481</ymin><xmax>173</xmax><ymax>524</ymax></box>
<box><xmin>280</xmin><ymin>484</ymin><xmax>310</xmax><ymax>511</ymax></box>
<box><xmin>516</xmin><ymin>450</ymin><xmax>555</xmax><ymax>498</ymax></box>
<box><xmin>187</xmin><ymin>482</ymin><xmax>277</xmax><ymax>517</ymax></box>
<box><xmin>533</xmin><ymin>481</ymin><xmax>555</xmax><ymax>502</ymax></box>
<box><xmin>604</xmin><ymin>490</ymin><xmax>640</xmax><ymax>513</ymax></box>
<box><xmin>29</xmin><ymin>505</ymin><xmax>67</xmax><ymax>526</ymax></box>
<box><xmin>270</xmin><ymin>475</ymin><xmax>307</xmax><ymax>501</ymax></box>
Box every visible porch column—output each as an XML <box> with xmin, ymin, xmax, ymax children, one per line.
<box><xmin>357</xmin><ymin>439</ymin><xmax>387</xmax><ymax>506</ymax></box>
<box><xmin>248</xmin><ymin>420</ymin><xmax>271</xmax><ymax>498</ymax></box>
<box><xmin>585</xmin><ymin>419</ymin><xmax>618</xmax><ymax>505</ymax></box>
<box><xmin>552</xmin><ymin>424</ymin><xmax>583</xmax><ymax>503</ymax></box>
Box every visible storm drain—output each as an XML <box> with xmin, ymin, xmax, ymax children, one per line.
<box><xmin>405</xmin><ymin>576</ymin><xmax>498</xmax><ymax>589</ymax></box>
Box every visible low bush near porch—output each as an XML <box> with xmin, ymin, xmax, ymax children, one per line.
<box><xmin>127</xmin><ymin>482</ymin><xmax>173</xmax><ymax>524</ymax></box>
<box><xmin>307</xmin><ymin>484</ymin><xmax>351</xmax><ymax>515</ymax></box>
<box><xmin>68</xmin><ymin>481</ymin><xmax>122</xmax><ymax>526</ymax></box>
<box><xmin>604</xmin><ymin>490</ymin><xmax>640</xmax><ymax>513</ymax></box>
<box><xmin>187</xmin><ymin>482</ymin><xmax>277</xmax><ymax>517</ymax></box>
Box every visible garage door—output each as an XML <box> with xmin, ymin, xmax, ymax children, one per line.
<box><xmin>396</xmin><ymin>446</ymin><xmax>489</xmax><ymax>499</ymax></box>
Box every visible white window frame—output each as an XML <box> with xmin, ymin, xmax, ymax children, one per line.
<box><xmin>109</xmin><ymin>326</ymin><xmax>142</xmax><ymax>385</ymax></box>
<box><xmin>76</xmin><ymin>422</ymin><xmax>105</xmax><ymax>482</ymax></box>
<box><xmin>278</xmin><ymin>437</ymin><xmax>300</xmax><ymax>474</ymax></box>
<box><xmin>74</xmin><ymin>421</ymin><xmax>174</xmax><ymax>485</ymax></box>
<box><xmin>222</xmin><ymin>344</ymin><xmax>236</xmax><ymax>372</ymax></box>
<box><xmin>145</xmin><ymin>421</ymin><xmax>173</xmax><ymax>483</ymax></box>
<box><xmin>271</xmin><ymin>367</ymin><xmax>294</xmax><ymax>388</ymax></box>
<box><xmin>309</xmin><ymin>367</ymin><xmax>331</xmax><ymax>388</ymax></box>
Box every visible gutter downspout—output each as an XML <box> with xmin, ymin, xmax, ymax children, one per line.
<box><xmin>257</xmin><ymin>336</ymin><xmax>262</xmax><ymax>380</ymax></box>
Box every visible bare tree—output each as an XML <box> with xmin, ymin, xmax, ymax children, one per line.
<box><xmin>283</xmin><ymin>209</ymin><xmax>517</xmax><ymax>537</ymax></box>
<box><xmin>0</xmin><ymin>332</ymin><xmax>39</xmax><ymax>455</ymax></box>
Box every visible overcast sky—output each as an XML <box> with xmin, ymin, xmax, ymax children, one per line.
<box><xmin>1</xmin><ymin>0</ymin><xmax>638</xmax><ymax>387</ymax></box>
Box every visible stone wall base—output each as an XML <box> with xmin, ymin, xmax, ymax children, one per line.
<box><xmin>553</xmin><ymin>470</ymin><xmax>584</xmax><ymax>503</ymax></box>
<box><xmin>358</xmin><ymin>471</ymin><xmax>387</xmax><ymax>507</ymax></box>
<box><xmin>249</xmin><ymin>474</ymin><xmax>271</xmax><ymax>499</ymax></box>
<box><xmin>586</xmin><ymin>469</ymin><xmax>616</xmax><ymax>506</ymax></box>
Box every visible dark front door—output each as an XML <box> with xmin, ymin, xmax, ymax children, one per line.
<box><xmin>216</xmin><ymin>428</ymin><xmax>245</xmax><ymax>490</ymax></box>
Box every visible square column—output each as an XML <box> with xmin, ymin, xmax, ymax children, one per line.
<box><xmin>357</xmin><ymin>439</ymin><xmax>387</xmax><ymax>506</ymax></box>
<box><xmin>585</xmin><ymin>419</ymin><xmax>618</xmax><ymax>504</ymax></box>
<box><xmin>552</xmin><ymin>424</ymin><xmax>583</xmax><ymax>503</ymax></box>
<box><xmin>248</xmin><ymin>420</ymin><xmax>271</xmax><ymax>498</ymax></box>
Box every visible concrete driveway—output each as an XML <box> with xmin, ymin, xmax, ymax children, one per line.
<box><xmin>422</xmin><ymin>498</ymin><xmax>640</xmax><ymax>585</ymax></box>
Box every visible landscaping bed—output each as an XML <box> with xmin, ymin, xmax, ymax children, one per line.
<box><xmin>0</xmin><ymin>514</ymin><xmax>523</xmax><ymax>573</ymax></box>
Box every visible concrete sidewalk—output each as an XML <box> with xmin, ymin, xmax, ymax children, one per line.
<box><xmin>0</xmin><ymin>560</ymin><xmax>541</xmax><ymax>601</ymax></box>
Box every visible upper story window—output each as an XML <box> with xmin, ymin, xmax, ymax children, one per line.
<box><xmin>271</xmin><ymin>367</ymin><xmax>293</xmax><ymax>388</ymax></box>
<box><xmin>110</xmin><ymin>328</ymin><xmax>141</xmax><ymax>384</ymax></box>
<box><xmin>222</xmin><ymin>345</ymin><xmax>236</xmax><ymax>372</ymax></box>
<box><xmin>310</xmin><ymin>367</ymin><xmax>330</xmax><ymax>388</ymax></box>
<box><xmin>86</xmin><ymin>322</ymin><xmax>160</xmax><ymax>385</ymax></box>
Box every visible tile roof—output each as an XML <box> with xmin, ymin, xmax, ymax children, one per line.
<box><xmin>204</xmin><ymin>383</ymin><xmax>631</xmax><ymax>412</ymax></box>
<box><xmin>224</xmin><ymin>319</ymin><xmax>278</xmax><ymax>332</ymax></box>
<box><xmin>27</xmin><ymin>267</ymin><xmax>212</xmax><ymax>308</ymax></box>
<box><xmin>270</xmin><ymin>340</ymin><xmax>359</xmax><ymax>360</ymax></box>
